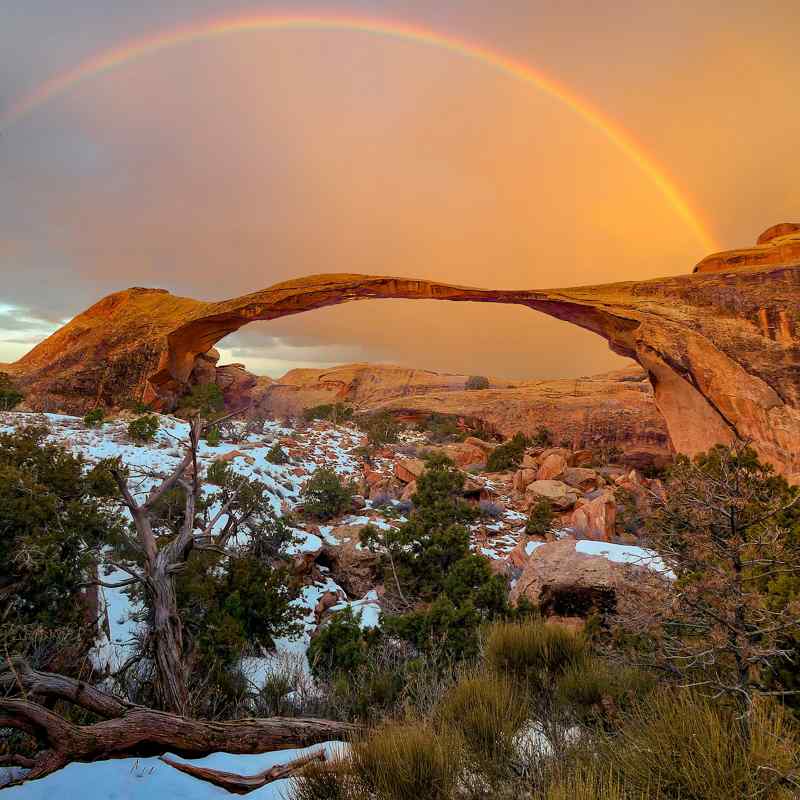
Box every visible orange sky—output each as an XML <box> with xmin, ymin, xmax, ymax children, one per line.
<box><xmin>1</xmin><ymin>2</ymin><xmax>798</xmax><ymax>378</ymax></box>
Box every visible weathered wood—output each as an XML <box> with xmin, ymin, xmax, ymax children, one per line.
<box><xmin>0</xmin><ymin>657</ymin><xmax>131</xmax><ymax>718</ymax></box>
<box><xmin>159</xmin><ymin>749</ymin><xmax>325</xmax><ymax>794</ymax></box>
<box><xmin>0</xmin><ymin>698</ymin><xmax>355</xmax><ymax>783</ymax></box>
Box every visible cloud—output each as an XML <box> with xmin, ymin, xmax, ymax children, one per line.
<box><xmin>2</xmin><ymin>2</ymin><xmax>798</xmax><ymax>377</ymax></box>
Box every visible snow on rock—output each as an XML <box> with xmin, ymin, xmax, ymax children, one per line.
<box><xmin>525</xmin><ymin>540</ymin><xmax>545</xmax><ymax>556</ymax></box>
<box><xmin>330</xmin><ymin>589</ymin><xmax>382</xmax><ymax>629</ymax></box>
<box><xmin>243</xmin><ymin>576</ymin><xmax>346</xmax><ymax>686</ymax></box>
<box><xmin>575</xmin><ymin>540</ymin><xmax>674</xmax><ymax>578</ymax></box>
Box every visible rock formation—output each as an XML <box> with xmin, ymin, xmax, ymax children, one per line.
<box><xmin>7</xmin><ymin>224</ymin><xmax>800</xmax><ymax>480</ymax></box>
<box><xmin>258</xmin><ymin>363</ymin><xmax>670</xmax><ymax>467</ymax></box>
<box><xmin>694</xmin><ymin>222</ymin><xmax>800</xmax><ymax>274</ymax></box>
<box><xmin>509</xmin><ymin>540</ymin><xmax>667</xmax><ymax>623</ymax></box>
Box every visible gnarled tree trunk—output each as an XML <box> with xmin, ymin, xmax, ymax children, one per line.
<box><xmin>0</xmin><ymin>695</ymin><xmax>354</xmax><ymax>784</ymax></box>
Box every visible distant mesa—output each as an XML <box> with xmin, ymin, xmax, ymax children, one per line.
<box><xmin>6</xmin><ymin>223</ymin><xmax>800</xmax><ymax>481</ymax></box>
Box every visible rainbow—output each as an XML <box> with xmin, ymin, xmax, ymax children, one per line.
<box><xmin>0</xmin><ymin>13</ymin><xmax>716</xmax><ymax>251</ymax></box>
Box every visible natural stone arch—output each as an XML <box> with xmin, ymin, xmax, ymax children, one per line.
<box><xmin>10</xmin><ymin>226</ymin><xmax>800</xmax><ymax>480</ymax></box>
<box><xmin>142</xmin><ymin>258</ymin><xmax>800</xmax><ymax>480</ymax></box>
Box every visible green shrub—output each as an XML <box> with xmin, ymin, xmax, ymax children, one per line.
<box><xmin>204</xmin><ymin>425</ymin><xmax>221</xmax><ymax>446</ymax></box>
<box><xmin>83</xmin><ymin>408</ymin><xmax>105</xmax><ymax>427</ymax></box>
<box><xmin>484</xmin><ymin>619</ymin><xmax>586</xmax><ymax>687</ymax></box>
<box><xmin>361</xmin><ymin>453</ymin><xmax>478</xmax><ymax>600</ymax></box>
<box><xmin>267</xmin><ymin>442</ymin><xmax>289</xmax><ymax>465</ymax></box>
<box><xmin>206</xmin><ymin>459</ymin><xmax>231</xmax><ymax>486</ymax></box>
<box><xmin>421</xmin><ymin>413</ymin><xmax>467</xmax><ymax>444</ymax></box>
<box><xmin>351</xmin><ymin>722</ymin><xmax>463</xmax><ymax>800</ymax></box>
<box><xmin>122</xmin><ymin>397</ymin><xmax>153</xmax><ymax>414</ymax></box>
<box><xmin>178</xmin><ymin>383</ymin><xmax>224</xmax><ymax>418</ymax></box>
<box><xmin>556</xmin><ymin>658</ymin><xmax>655</xmax><ymax>725</ymax></box>
<box><xmin>525</xmin><ymin>498</ymin><xmax>554</xmax><ymax>536</ymax></box>
<box><xmin>604</xmin><ymin>691</ymin><xmax>800</xmax><ymax>800</ymax></box>
<box><xmin>256</xmin><ymin>668</ymin><xmax>299</xmax><ymax>717</ymax></box>
<box><xmin>486</xmin><ymin>432</ymin><xmax>529</xmax><ymax>472</ymax></box>
<box><xmin>465</xmin><ymin>375</ymin><xmax>490</xmax><ymax>390</ymax></box>
<box><xmin>308</xmin><ymin>607</ymin><xmax>371</xmax><ymax>679</ymax></box>
<box><xmin>436</xmin><ymin>671</ymin><xmax>528</xmax><ymax>767</ymax></box>
<box><xmin>328</xmin><ymin>662</ymin><xmax>407</xmax><ymax>723</ymax></box>
<box><xmin>441</xmin><ymin>554</ymin><xmax>508</xmax><ymax>615</ymax></box>
<box><xmin>0</xmin><ymin>373</ymin><xmax>23</xmax><ymax>410</ymax></box>
<box><xmin>304</xmin><ymin>403</ymin><xmax>354</xmax><ymax>424</ymax></box>
<box><xmin>363</xmin><ymin>454</ymin><xmax>506</xmax><ymax>663</ymax></box>
<box><xmin>357</xmin><ymin>411</ymin><xmax>403</xmax><ymax>447</ymax></box>
<box><xmin>301</xmin><ymin>467</ymin><xmax>355</xmax><ymax>521</ymax></box>
<box><xmin>176</xmin><ymin>547</ymin><xmax>301</xmax><ymax>679</ymax></box>
<box><xmin>0</xmin><ymin>426</ymin><xmax>121</xmax><ymax>660</ymax></box>
<box><xmin>127</xmin><ymin>414</ymin><xmax>159</xmax><ymax>442</ymax></box>
<box><xmin>383</xmin><ymin>594</ymin><xmax>483</xmax><ymax>662</ymax></box>
<box><xmin>532</xmin><ymin>426</ymin><xmax>554</xmax><ymax>448</ymax></box>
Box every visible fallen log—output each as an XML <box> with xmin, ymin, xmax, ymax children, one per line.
<box><xmin>0</xmin><ymin>698</ymin><xmax>355</xmax><ymax>783</ymax></box>
<box><xmin>159</xmin><ymin>749</ymin><xmax>325</xmax><ymax>794</ymax></box>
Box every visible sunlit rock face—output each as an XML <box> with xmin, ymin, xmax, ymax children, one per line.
<box><xmin>8</xmin><ymin>225</ymin><xmax>800</xmax><ymax>480</ymax></box>
<box><xmin>252</xmin><ymin>363</ymin><xmax>671</xmax><ymax>470</ymax></box>
<box><xmin>693</xmin><ymin>222</ymin><xmax>800</xmax><ymax>273</ymax></box>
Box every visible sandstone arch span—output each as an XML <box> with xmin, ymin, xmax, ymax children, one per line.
<box><xmin>9</xmin><ymin>227</ymin><xmax>800</xmax><ymax>480</ymax></box>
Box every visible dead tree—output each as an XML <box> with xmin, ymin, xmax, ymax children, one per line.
<box><xmin>0</xmin><ymin>655</ymin><xmax>353</xmax><ymax>784</ymax></box>
<box><xmin>103</xmin><ymin>413</ymin><xmax>268</xmax><ymax>714</ymax></box>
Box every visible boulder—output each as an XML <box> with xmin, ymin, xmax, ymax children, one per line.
<box><xmin>572</xmin><ymin>449</ymin><xmax>594</xmax><ymax>467</ymax></box>
<box><xmin>214</xmin><ymin>450</ymin><xmax>255</xmax><ymax>466</ymax></box>
<box><xmin>401</xmin><ymin>480</ymin><xmax>417</xmax><ymax>501</ymax></box>
<box><xmin>464</xmin><ymin>436</ymin><xmax>497</xmax><ymax>455</ymax></box>
<box><xmin>562</xmin><ymin>467</ymin><xmax>601</xmax><ymax>492</ymax></box>
<box><xmin>394</xmin><ymin>457</ymin><xmax>426</xmax><ymax>484</ymax></box>
<box><xmin>509</xmin><ymin>540</ymin><xmax>667</xmax><ymax>621</ymax></box>
<box><xmin>506</xmin><ymin>537</ymin><xmax>546</xmax><ymax>570</ymax></box>
<box><xmin>539</xmin><ymin>447</ymin><xmax>574</xmax><ymax>466</ymax></box>
<box><xmin>521</xmin><ymin>452</ymin><xmax>539</xmax><ymax>470</ymax></box>
<box><xmin>363</xmin><ymin>467</ymin><xmax>385</xmax><ymax>489</ymax></box>
<box><xmin>598</xmin><ymin>465</ymin><xmax>627</xmax><ymax>481</ymax></box>
<box><xmin>524</xmin><ymin>480</ymin><xmax>579</xmax><ymax>510</ymax></box>
<box><xmin>215</xmin><ymin>363</ymin><xmax>258</xmax><ymax>409</ymax></box>
<box><xmin>568</xmin><ymin>489</ymin><xmax>616</xmax><ymax>541</ymax></box>
<box><xmin>314</xmin><ymin>589</ymin><xmax>345</xmax><ymax>622</ymax></box>
<box><xmin>537</xmin><ymin>452</ymin><xmax>569</xmax><ymax>481</ymax></box>
<box><xmin>436</xmin><ymin>442</ymin><xmax>487</xmax><ymax>468</ymax></box>
<box><xmin>319</xmin><ymin>526</ymin><xmax>382</xmax><ymax>598</ymax></box>
<box><xmin>512</xmin><ymin>468</ymin><xmax>537</xmax><ymax>494</ymax></box>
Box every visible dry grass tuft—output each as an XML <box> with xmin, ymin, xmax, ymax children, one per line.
<box><xmin>435</xmin><ymin>670</ymin><xmax>528</xmax><ymax>767</ymax></box>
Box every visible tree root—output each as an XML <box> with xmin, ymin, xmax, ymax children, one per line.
<box><xmin>159</xmin><ymin>749</ymin><xmax>326</xmax><ymax>794</ymax></box>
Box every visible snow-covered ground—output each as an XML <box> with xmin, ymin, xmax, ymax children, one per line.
<box><xmin>0</xmin><ymin>411</ymin><xmax>369</xmax><ymax>678</ymax></box>
<box><xmin>0</xmin><ymin>410</ymin><xmax>671</xmax><ymax>797</ymax></box>
<box><xmin>0</xmin><ymin>742</ymin><xmax>348</xmax><ymax>799</ymax></box>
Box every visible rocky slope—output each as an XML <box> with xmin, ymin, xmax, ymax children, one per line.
<box><xmin>258</xmin><ymin>363</ymin><xmax>670</xmax><ymax>468</ymax></box>
<box><xmin>6</xmin><ymin>223</ymin><xmax>800</xmax><ymax>479</ymax></box>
